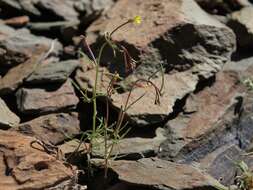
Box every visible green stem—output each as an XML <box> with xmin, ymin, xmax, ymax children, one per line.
<box><xmin>104</xmin><ymin>98</ymin><xmax>109</xmax><ymax>178</ymax></box>
<box><xmin>98</xmin><ymin>42</ymin><xmax>107</xmax><ymax>65</ymax></box>
<box><xmin>92</xmin><ymin>64</ymin><xmax>99</xmax><ymax>133</ymax></box>
<box><xmin>81</xmin><ymin>37</ymin><xmax>100</xmax><ymax>149</ymax></box>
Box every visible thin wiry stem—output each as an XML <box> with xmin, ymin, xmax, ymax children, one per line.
<box><xmin>75</xmin><ymin>18</ymin><xmax>165</xmax><ymax>180</ymax></box>
<box><xmin>81</xmin><ymin>36</ymin><xmax>99</xmax><ymax>136</ymax></box>
<box><xmin>109</xmin><ymin>20</ymin><xmax>132</xmax><ymax>37</ymax></box>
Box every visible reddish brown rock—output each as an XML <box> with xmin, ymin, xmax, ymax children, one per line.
<box><xmin>76</xmin><ymin>65</ymin><xmax>199</xmax><ymax>126</ymax></box>
<box><xmin>0</xmin><ymin>130</ymin><xmax>75</xmax><ymax>190</ymax></box>
<box><xmin>87</xmin><ymin>0</ymin><xmax>235</xmax><ymax>79</ymax></box>
<box><xmin>3</xmin><ymin>16</ymin><xmax>30</xmax><ymax>27</ymax></box>
<box><xmin>112</xmin><ymin>71</ymin><xmax>198</xmax><ymax>126</ymax></box>
<box><xmin>108</xmin><ymin>157</ymin><xmax>220</xmax><ymax>190</ymax></box>
<box><xmin>16</xmin><ymin>79</ymin><xmax>79</xmax><ymax>115</ymax></box>
<box><xmin>13</xmin><ymin>112</ymin><xmax>80</xmax><ymax>145</ymax></box>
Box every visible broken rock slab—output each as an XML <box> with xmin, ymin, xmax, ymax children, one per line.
<box><xmin>76</xmin><ymin>65</ymin><xmax>199</xmax><ymax>126</ymax></box>
<box><xmin>0</xmin><ymin>0</ymin><xmax>78</xmax><ymax>21</ymax></box>
<box><xmin>108</xmin><ymin>157</ymin><xmax>219</xmax><ymax>190</ymax></box>
<box><xmin>0</xmin><ymin>0</ymin><xmax>115</xmax><ymax>24</ymax></box>
<box><xmin>158</xmin><ymin>70</ymin><xmax>245</xmax><ymax>162</ymax></box>
<box><xmin>0</xmin><ymin>130</ymin><xmax>75</xmax><ymax>190</ymax></box>
<box><xmin>0</xmin><ymin>45</ymin><xmax>49</xmax><ymax>95</ymax></box>
<box><xmin>16</xmin><ymin>79</ymin><xmax>79</xmax><ymax>115</ymax></box>
<box><xmin>25</xmin><ymin>59</ymin><xmax>81</xmax><ymax>84</ymax></box>
<box><xmin>0</xmin><ymin>23</ymin><xmax>62</xmax><ymax>72</ymax></box>
<box><xmin>112</xmin><ymin>71</ymin><xmax>199</xmax><ymax>126</ymax></box>
<box><xmin>0</xmin><ymin>97</ymin><xmax>20</xmax><ymax>128</ymax></box>
<box><xmin>12</xmin><ymin>112</ymin><xmax>80</xmax><ymax>145</ymax></box>
<box><xmin>86</xmin><ymin>0</ymin><xmax>236</xmax><ymax>79</ymax></box>
<box><xmin>227</xmin><ymin>7</ymin><xmax>253</xmax><ymax>49</ymax></box>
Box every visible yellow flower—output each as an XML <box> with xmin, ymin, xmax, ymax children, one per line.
<box><xmin>133</xmin><ymin>16</ymin><xmax>141</xmax><ymax>24</ymax></box>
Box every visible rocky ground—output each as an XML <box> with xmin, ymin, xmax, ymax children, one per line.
<box><xmin>1</xmin><ymin>0</ymin><xmax>253</xmax><ymax>190</ymax></box>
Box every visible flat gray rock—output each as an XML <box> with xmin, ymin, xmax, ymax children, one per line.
<box><xmin>224</xmin><ymin>56</ymin><xmax>253</xmax><ymax>72</ymax></box>
<box><xmin>0</xmin><ymin>0</ymin><xmax>78</xmax><ymax>21</ymax></box>
<box><xmin>92</xmin><ymin>128</ymin><xmax>166</xmax><ymax>159</ymax></box>
<box><xmin>197</xmin><ymin>144</ymin><xmax>252</xmax><ymax>186</ymax></box>
<box><xmin>25</xmin><ymin>60</ymin><xmax>80</xmax><ymax>84</ymax></box>
<box><xmin>0</xmin><ymin>46</ymin><xmax>48</xmax><ymax>95</ymax></box>
<box><xmin>0</xmin><ymin>0</ymin><xmax>115</xmax><ymax>23</ymax></box>
<box><xmin>0</xmin><ymin>23</ymin><xmax>62</xmax><ymax>72</ymax></box>
<box><xmin>16</xmin><ymin>79</ymin><xmax>79</xmax><ymax>115</ymax></box>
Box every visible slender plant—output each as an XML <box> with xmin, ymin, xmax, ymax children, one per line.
<box><xmin>73</xmin><ymin>15</ymin><xmax>164</xmax><ymax>179</ymax></box>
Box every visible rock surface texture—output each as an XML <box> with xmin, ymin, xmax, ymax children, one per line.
<box><xmin>87</xmin><ymin>0</ymin><xmax>236</xmax><ymax>78</ymax></box>
<box><xmin>0</xmin><ymin>130</ymin><xmax>75</xmax><ymax>190</ymax></box>
<box><xmin>1</xmin><ymin>0</ymin><xmax>253</xmax><ymax>190</ymax></box>
<box><xmin>25</xmin><ymin>59</ymin><xmax>80</xmax><ymax>84</ymax></box>
<box><xmin>84</xmin><ymin>0</ymin><xmax>236</xmax><ymax>125</ymax></box>
<box><xmin>0</xmin><ymin>0</ymin><xmax>115</xmax><ymax>23</ymax></box>
<box><xmin>93</xmin><ymin>128</ymin><xmax>166</xmax><ymax>159</ymax></box>
<box><xmin>16</xmin><ymin>79</ymin><xmax>79</xmax><ymax>114</ymax></box>
<box><xmin>0</xmin><ymin>45</ymin><xmax>49</xmax><ymax>95</ymax></box>
<box><xmin>158</xmin><ymin>70</ymin><xmax>245</xmax><ymax>162</ymax></box>
<box><xmin>0</xmin><ymin>23</ymin><xmax>62</xmax><ymax>73</ymax></box>
<box><xmin>13</xmin><ymin>112</ymin><xmax>80</xmax><ymax>145</ymax></box>
<box><xmin>158</xmin><ymin>59</ymin><xmax>253</xmax><ymax>184</ymax></box>
<box><xmin>108</xmin><ymin>158</ymin><xmax>219</xmax><ymax>190</ymax></box>
<box><xmin>195</xmin><ymin>0</ymin><xmax>251</xmax><ymax>14</ymax></box>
